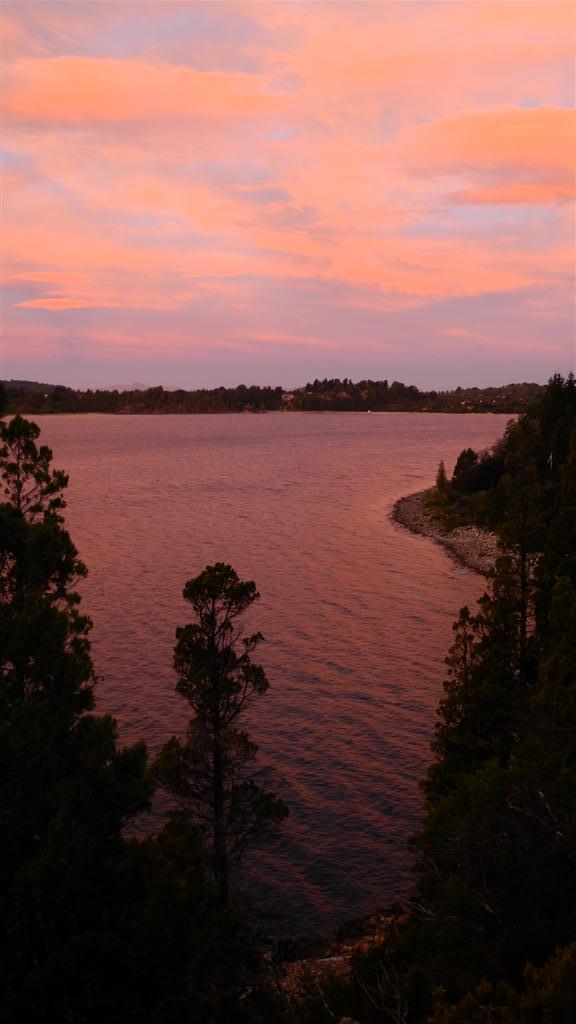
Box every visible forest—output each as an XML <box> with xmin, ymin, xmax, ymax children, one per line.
<box><xmin>0</xmin><ymin>374</ymin><xmax>574</xmax><ymax>1022</ymax></box>
<box><xmin>3</xmin><ymin>378</ymin><xmax>544</xmax><ymax>416</ymax></box>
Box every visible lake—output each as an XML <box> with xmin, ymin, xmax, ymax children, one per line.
<box><xmin>33</xmin><ymin>411</ymin><xmax>511</xmax><ymax>934</ymax></box>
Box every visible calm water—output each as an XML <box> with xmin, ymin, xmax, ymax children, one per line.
<box><xmin>34</xmin><ymin>412</ymin><xmax>510</xmax><ymax>933</ymax></box>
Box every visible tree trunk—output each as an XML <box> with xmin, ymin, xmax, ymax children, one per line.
<box><xmin>212</xmin><ymin>731</ymin><xmax>228</xmax><ymax>902</ymax></box>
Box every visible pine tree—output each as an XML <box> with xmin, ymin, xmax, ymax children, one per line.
<box><xmin>408</xmin><ymin>393</ymin><xmax>576</xmax><ymax>1000</ymax></box>
<box><xmin>0</xmin><ymin>416</ymin><xmax>151</xmax><ymax>1015</ymax></box>
<box><xmin>435</xmin><ymin>459</ymin><xmax>448</xmax><ymax>495</ymax></box>
<box><xmin>155</xmin><ymin>563</ymin><xmax>288</xmax><ymax>901</ymax></box>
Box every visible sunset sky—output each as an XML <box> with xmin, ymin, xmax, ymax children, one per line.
<box><xmin>3</xmin><ymin>1</ymin><xmax>575</xmax><ymax>390</ymax></box>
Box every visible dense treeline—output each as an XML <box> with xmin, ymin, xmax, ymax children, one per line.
<box><xmin>1</xmin><ymin>375</ymin><xmax>574</xmax><ymax>1021</ymax></box>
<box><xmin>290</xmin><ymin>374</ymin><xmax>576</xmax><ymax>1021</ymax></box>
<box><xmin>4</xmin><ymin>382</ymin><xmax>284</xmax><ymax>415</ymax></box>
<box><xmin>294</xmin><ymin>378</ymin><xmax>543</xmax><ymax>413</ymax></box>
<box><xmin>404</xmin><ymin>375</ymin><xmax>576</xmax><ymax>1020</ymax></box>
<box><xmin>3</xmin><ymin>377</ymin><xmax>544</xmax><ymax>416</ymax></box>
<box><xmin>432</xmin><ymin>372</ymin><xmax>576</xmax><ymax>532</ymax></box>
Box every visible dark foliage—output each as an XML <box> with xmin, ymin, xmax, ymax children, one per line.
<box><xmin>0</xmin><ymin>418</ymin><xmax>256</xmax><ymax>1023</ymax></box>
<box><xmin>155</xmin><ymin>563</ymin><xmax>288</xmax><ymax>902</ymax></box>
<box><xmin>330</xmin><ymin>374</ymin><xmax>576</xmax><ymax>1023</ymax></box>
<box><xmin>2</xmin><ymin>375</ymin><xmax>574</xmax><ymax>1022</ymax></box>
<box><xmin>4</xmin><ymin>376</ymin><xmax>544</xmax><ymax>415</ymax></box>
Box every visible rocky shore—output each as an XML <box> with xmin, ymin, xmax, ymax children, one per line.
<box><xmin>391</xmin><ymin>488</ymin><xmax>498</xmax><ymax>576</ymax></box>
<box><xmin>271</xmin><ymin>911</ymin><xmax>402</xmax><ymax>1022</ymax></box>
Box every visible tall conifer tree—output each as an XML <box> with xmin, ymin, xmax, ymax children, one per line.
<box><xmin>155</xmin><ymin>563</ymin><xmax>288</xmax><ymax>901</ymax></box>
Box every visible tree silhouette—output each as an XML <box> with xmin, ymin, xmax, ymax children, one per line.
<box><xmin>0</xmin><ymin>416</ymin><xmax>151</xmax><ymax>1014</ymax></box>
<box><xmin>155</xmin><ymin>563</ymin><xmax>288</xmax><ymax>901</ymax></box>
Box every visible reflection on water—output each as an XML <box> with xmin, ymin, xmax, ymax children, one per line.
<box><xmin>35</xmin><ymin>412</ymin><xmax>510</xmax><ymax>932</ymax></box>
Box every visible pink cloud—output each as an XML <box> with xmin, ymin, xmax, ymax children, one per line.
<box><xmin>15</xmin><ymin>297</ymin><xmax>123</xmax><ymax>310</ymax></box>
<box><xmin>4</xmin><ymin>56</ymin><xmax>285</xmax><ymax>126</ymax></box>
<box><xmin>2</xmin><ymin>1</ymin><xmax>574</xmax><ymax>383</ymax></box>
<box><xmin>450</xmin><ymin>183</ymin><xmax>575</xmax><ymax>206</ymax></box>
<box><xmin>399</xmin><ymin>106</ymin><xmax>573</xmax><ymax>179</ymax></box>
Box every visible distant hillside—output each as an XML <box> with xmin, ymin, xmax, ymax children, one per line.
<box><xmin>290</xmin><ymin>378</ymin><xmax>545</xmax><ymax>412</ymax></box>
<box><xmin>3</xmin><ymin>377</ymin><xmax>546</xmax><ymax>415</ymax></box>
<box><xmin>4</xmin><ymin>379</ymin><xmax>61</xmax><ymax>394</ymax></box>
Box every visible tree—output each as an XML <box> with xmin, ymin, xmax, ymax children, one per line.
<box><xmin>0</xmin><ymin>420</ymin><xmax>260</xmax><ymax>1022</ymax></box>
<box><xmin>451</xmin><ymin>447</ymin><xmax>478</xmax><ymax>492</ymax></box>
<box><xmin>0</xmin><ymin>416</ymin><xmax>92</xmax><ymax>715</ymax></box>
<box><xmin>0</xmin><ymin>416</ymin><xmax>151</xmax><ymax>1017</ymax></box>
<box><xmin>406</xmin><ymin>394</ymin><xmax>576</xmax><ymax>1003</ymax></box>
<box><xmin>436</xmin><ymin>460</ymin><xmax>448</xmax><ymax>496</ymax></box>
<box><xmin>155</xmin><ymin>563</ymin><xmax>288</xmax><ymax>901</ymax></box>
<box><xmin>327</xmin><ymin>384</ymin><xmax>576</xmax><ymax>1022</ymax></box>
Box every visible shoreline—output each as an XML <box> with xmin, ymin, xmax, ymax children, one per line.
<box><xmin>391</xmin><ymin>487</ymin><xmax>498</xmax><ymax>577</ymax></box>
<box><xmin>13</xmin><ymin>408</ymin><xmax>517</xmax><ymax>417</ymax></box>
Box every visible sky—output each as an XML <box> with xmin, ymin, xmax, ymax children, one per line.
<box><xmin>2</xmin><ymin>0</ymin><xmax>575</xmax><ymax>390</ymax></box>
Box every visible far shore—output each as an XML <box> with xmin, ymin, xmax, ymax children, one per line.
<box><xmin>391</xmin><ymin>488</ymin><xmax>498</xmax><ymax>576</ymax></box>
<box><xmin>13</xmin><ymin>408</ymin><xmax>515</xmax><ymax>416</ymax></box>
